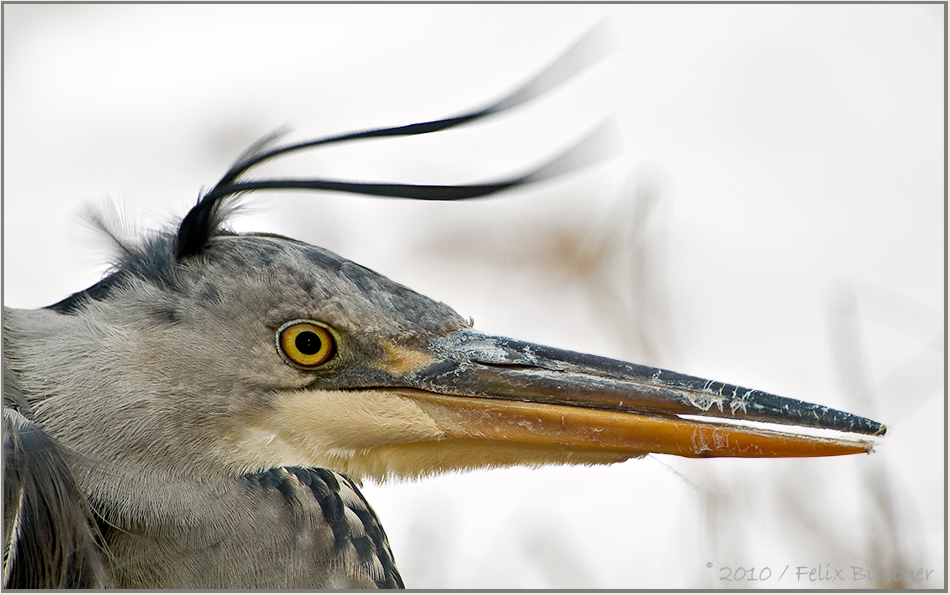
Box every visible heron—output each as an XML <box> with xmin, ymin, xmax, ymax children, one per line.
<box><xmin>3</xmin><ymin>25</ymin><xmax>885</xmax><ymax>589</ymax></box>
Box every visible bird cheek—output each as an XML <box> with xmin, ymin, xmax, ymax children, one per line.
<box><xmin>242</xmin><ymin>388</ymin><xmax>445</xmax><ymax>468</ymax></box>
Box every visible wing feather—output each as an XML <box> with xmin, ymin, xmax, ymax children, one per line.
<box><xmin>3</xmin><ymin>408</ymin><xmax>111</xmax><ymax>588</ymax></box>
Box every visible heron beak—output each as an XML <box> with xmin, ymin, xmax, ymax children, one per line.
<box><xmin>391</xmin><ymin>329</ymin><xmax>885</xmax><ymax>459</ymax></box>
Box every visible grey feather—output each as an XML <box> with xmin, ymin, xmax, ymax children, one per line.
<box><xmin>2</xmin><ymin>408</ymin><xmax>111</xmax><ymax>589</ymax></box>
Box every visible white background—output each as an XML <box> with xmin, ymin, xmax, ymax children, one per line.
<box><xmin>3</xmin><ymin>4</ymin><xmax>944</xmax><ymax>589</ymax></box>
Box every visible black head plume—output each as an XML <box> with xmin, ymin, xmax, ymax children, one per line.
<box><xmin>174</xmin><ymin>20</ymin><xmax>618</xmax><ymax>260</ymax></box>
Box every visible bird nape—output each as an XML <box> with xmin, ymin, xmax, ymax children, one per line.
<box><xmin>3</xmin><ymin>24</ymin><xmax>884</xmax><ymax>590</ymax></box>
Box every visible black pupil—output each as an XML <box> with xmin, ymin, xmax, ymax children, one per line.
<box><xmin>295</xmin><ymin>331</ymin><xmax>322</xmax><ymax>355</ymax></box>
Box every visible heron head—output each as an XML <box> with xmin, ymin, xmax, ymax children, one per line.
<box><xmin>10</xmin><ymin>196</ymin><xmax>882</xmax><ymax>483</ymax></box>
<box><xmin>6</xmin><ymin>23</ymin><xmax>882</xmax><ymax>481</ymax></box>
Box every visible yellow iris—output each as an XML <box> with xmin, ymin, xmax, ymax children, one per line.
<box><xmin>277</xmin><ymin>320</ymin><xmax>335</xmax><ymax>368</ymax></box>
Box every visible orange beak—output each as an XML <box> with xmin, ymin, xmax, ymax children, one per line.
<box><xmin>375</xmin><ymin>329</ymin><xmax>884</xmax><ymax>459</ymax></box>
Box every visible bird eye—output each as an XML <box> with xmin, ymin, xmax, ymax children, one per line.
<box><xmin>276</xmin><ymin>320</ymin><xmax>336</xmax><ymax>368</ymax></box>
